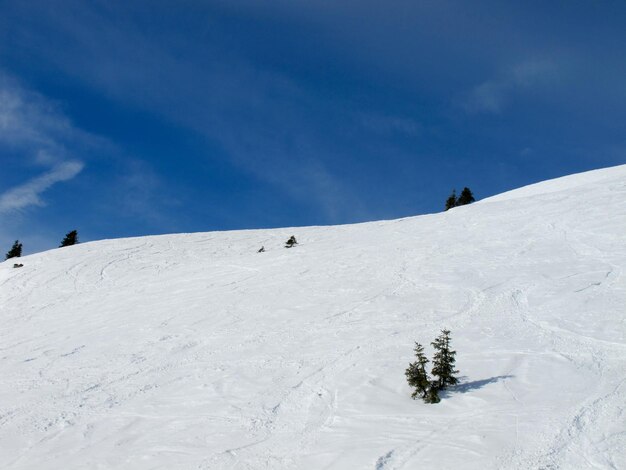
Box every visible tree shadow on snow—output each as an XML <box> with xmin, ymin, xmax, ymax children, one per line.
<box><xmin>441</xmin><ymin>375</ymin><xmax>514</xmax><ymax>396</ymax></box>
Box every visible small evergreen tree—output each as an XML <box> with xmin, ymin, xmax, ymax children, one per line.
<box><xmin>445</xmin><ymin>190</ymin><xmax>457</xmax><ymax>211</ymax></box>
<box><xmin>5</xmin><ymin>240</ymin><xmax>22</xmax><ymax>260</ymax></box>
<box><xmin>285</xmin><ymin>235</ymin><xmax>297</xmax><ymax>248</ymax></box>
<box><xmin>59</xmin><ymin>230</ymin><xmax>79</xmax><ymax>247</ymax></box>
<box><xmin>456</xmin><ymin>187</ymin><xmax>475</xmax><ymax>206</ymax></box>
<box><xmin>405</xmin><ymin>342</ymin><xmax>431</xmax><ymax>400</ymax></box>
<box><xmin>431</xmin><ymin>329</ymin><xmax>459</xmax><ymax>390</ymax></box>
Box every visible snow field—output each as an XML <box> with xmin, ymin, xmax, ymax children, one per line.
<box><xmin>1</xmin><ymin>165</ymin><xmax>626</xmax><ymax>469</ymax></box>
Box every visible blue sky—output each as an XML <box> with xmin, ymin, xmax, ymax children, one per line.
<box><xmin>1</xmin><ymin>1</ymin><xmax>625</xmax><ymax>254</ymax></box>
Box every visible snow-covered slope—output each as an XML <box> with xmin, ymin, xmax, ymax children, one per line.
<box><xmin>1</xmin><ymin>165</ymin><xmax>625</xmax><ymax>470</ymax></box>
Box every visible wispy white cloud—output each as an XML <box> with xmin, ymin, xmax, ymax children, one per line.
<box><xmin>465</xmin><ymin>59</ymin><xmax>558</xmax><ymax>114</ymax></box>
<box><xmin>0</xmin><ymin>77</ymin><xmax>71</xmax><ymax>158</ymax></box>
<box><xmin>0</xmin><ymin>161</ymin><xmax>84</xmax><ymax>213</ymax></box>
<box><xmin>0</xmin><ymin>71</ymin><xmax>184</xmax><ymax>240</ymax></box>
<box><xmin>0</xmin><ymin>73</ymin><xmax>90</xmax><ymax>213</ymax></box>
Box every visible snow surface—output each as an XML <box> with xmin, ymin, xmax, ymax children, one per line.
<box><xmin>1</xmin><ymin>165</ymin><xmax>626</xmax><ymax>469</ymax></box>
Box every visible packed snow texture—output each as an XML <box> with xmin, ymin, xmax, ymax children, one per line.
<box><xmin>1</xmin><ymin>165</ymin><xmax>626</xmax><ymax>469</ymax></box>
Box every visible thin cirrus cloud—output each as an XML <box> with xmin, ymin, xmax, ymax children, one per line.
<box><xmin>0</xmin><ymin>73</ymin><xmax>89</xmax><ymax>214</ymax></box>
<box><xmin>0</xmin><ymin>75</ymin><xmax>83</xmax><ymax>156</ymax></box>
<box><xmin>0</xmin><ymin>74</ymin><xmax>171</xmax><ymax>231</ymax></box>
<box><xmin>0</xmin><ymin>161</ymin><xmax>84</xmax><ymax>214</ymax></box>
<box><xmin>464</xmin><ymin>59</ymin><xmax>558</xmax><ymax>114</ymax></box>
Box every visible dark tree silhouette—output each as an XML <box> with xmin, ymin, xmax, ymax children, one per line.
<box><xmin>5</xmin><ymin>240</ymin><xmax>22</xmax><ymax>260</ymax></box>
<box><xmin>445</xmin><ymin>190</ymin><xmax>457</xmax><ymax>211</ymax></box>
<box><xmin>456</xmin><ymin>187</ymin><xmax>475</xmax><ymax>206</ymax></box>
<box><xmin>405</xmin><ymin>342</ymin><xmax>431</xmax><ymax>400</ymax></box>
<box><xmin>59</xmin><ymin>230</ymin><xmax>79</xmax><ymax>247</ymax></box>
<box><xmin>431</xmin><ymin>329</ymin><xmax>459</xmax><ymax>390</ymax></box>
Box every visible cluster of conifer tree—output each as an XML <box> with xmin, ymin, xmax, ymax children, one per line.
<box><xmin>405</xmin><ymin>329</ymin><xmax>459</xmax><ymax>404</ymax></box>
<box><xmin>445</xmin><ymin>187</ymin><xmax>475</xmax><ymax>211</ymax></box>
<box><xmin>4</xmin><ymin>230</ymin><xmax>79</xmax><ymax>261</ymax></box>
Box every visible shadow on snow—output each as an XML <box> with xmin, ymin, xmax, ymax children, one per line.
<box><xmin>441</xmin><ymin>375</ymin><xmax>514</xmax><ymax>396</ymax></box>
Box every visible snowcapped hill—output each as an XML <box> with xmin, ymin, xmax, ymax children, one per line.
<box><xmin>2</xmin><ymin>165</ymin><xmax>626</xmax><ymax>469</ymax></box>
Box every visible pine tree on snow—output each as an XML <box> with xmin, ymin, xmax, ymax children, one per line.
<box><xmin>431</xmin><ymin>329</ymin><xmax>459</xmax><ymax>390</ymax></box>
<box><xmin>456</xmin><ymin>187</ymin><xmax>475</xmax><ymax>206</ymax></box>
<box><xmin>445</xmin><ymin>190</ymin><xmax>457</xmax><ymax>211</ymax></box>
<box><xmin>431</xmin><ymin>329</ymin><xmax>459</xmax><ymax>389</ymax></box>
<box><xmin>405</xmin><ymin>342</ymin><xmax>431</xmax><ymax>400</ymax></box>
<box><xmin>59</xmin><ymin>230</ymin><xmax>79</xmax><ymax>247</ymax></box>
<box><xmin>5</xmin><ymin>240</ymin><xmax>22</xmax><ymax>260</ymax></box>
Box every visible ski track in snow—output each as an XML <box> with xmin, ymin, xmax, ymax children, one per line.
<box><xmin>1</xmin><ymin>165</ymin><xmax>626</xmax><ymax>469</ymax></box>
